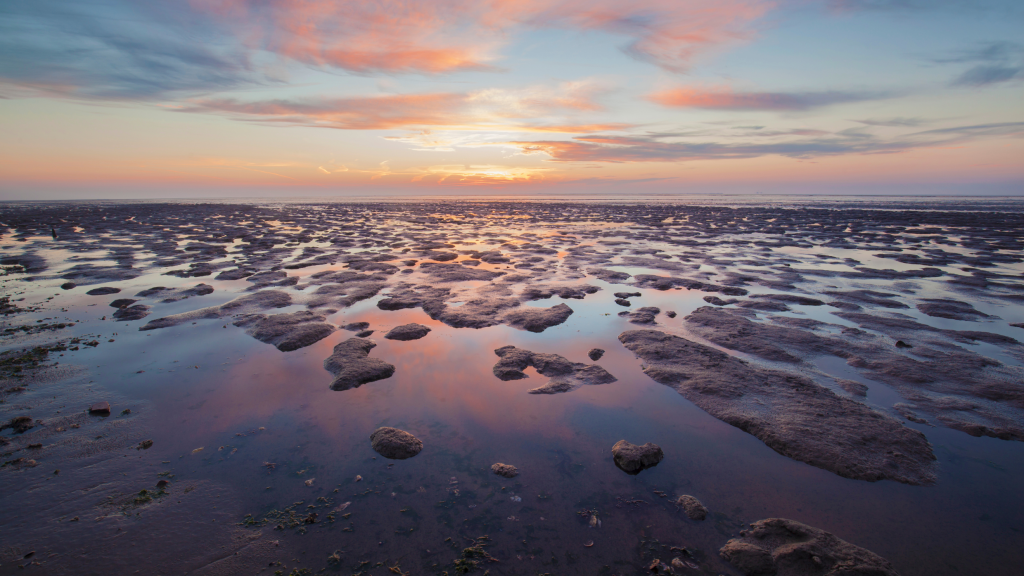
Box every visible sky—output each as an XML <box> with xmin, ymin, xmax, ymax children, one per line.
<box><xmin>0</xmin><ymin>0</ymin><xmax>1022</xmax><ymax>199</ymax></box>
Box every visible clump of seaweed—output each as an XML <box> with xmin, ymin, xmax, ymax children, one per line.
<box><xmin>453</xmin><ymin>535</ymin><xmax>499</xmax><ymax>574</ymax></box>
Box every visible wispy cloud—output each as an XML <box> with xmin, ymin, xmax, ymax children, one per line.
<box><xmin>648</xmin><ymin>86</ymin><xmax>886</xmax><ymax>111</ymax></box>
<box><xmin>853</xmin><ymin>117</ymin><xmax>928</xmax><ymax>127</ymax></box>
<box><xmin>931</xmin><ymin>41</ymin><xmax>1024</xmax><ymax>87</ymax></box>
<box><xmin>497</xmin><ymin>121</ymin><xmax>1024</xmax><ymax>163</ymax></box>
<box><xmin>0</xmin><ymin>0</ymin><xmax>258</xmax><ymax>100</ymax></box>
<box><xmin>1</xmin><ymin>0</ymin><xmax>776</xmax><ymax>101</ymax></box>
<box><xmin>178</xmin><ymin>82</ymin><xmax>625</xmax><ymax>133</ymax></box>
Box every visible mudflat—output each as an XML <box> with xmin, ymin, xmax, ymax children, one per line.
<box><xmin>1</xmin><ymin>198</ymin><xmax>1022</xmax><ymax>575</ymax></box>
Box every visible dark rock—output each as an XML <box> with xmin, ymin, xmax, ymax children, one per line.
<box><xmin>233</xmin><ymin>311</ymin><xmax>335</xmax><ymax>351</ymax></box>
<box><xmin>895</xmin><ymin>340</ymin><xmax>912</xmax><ymax>349</ymax></box>
<box><xmin>110</xmin><ymin>298</ymin><xmax>138</xmax><ymax>308</ymax></box>
<box><xmin>492</xmin><ymin>345</ymin><xmax>616</xmax><ymax>394</ymax></box>
<box><xmin>504</xmin><ymin>302</ymin><xmax>573</xmax><ymax>333</ymax></box>
<box><xmin>491</xmin><ymin>463</ymin><xmax>518</xmax><ymax>478</ymax></box>
<box><xmin>703</xmin><ymin>295</ymin><xmax>729</xmax><ymax>306</ymax></box>
<box><xmin>355</xmin><ymin>329</ymin><xmax>374</xmax><ymax>338</ymax></box>
<box><xmin>611</xmin><ymin>440</ymin><xmax>663</xmax><ymax>475</ymax></box>
<box><xmin>342</xmin><ymin>322</ymin><xmax>370</xmax><ymax>331</ymax></box>
<box><xmin>614</xmin><ymin>292</ymin><xmax>641</xmax><ymax>299</ymax></box>
<box><xmin>588</xmin><ymin>348</ymin><xmax>605</xmax><ymax>361</ymax></box>
<box><xmin>112</xmin><ymin>304</ymin><xmax>151</xmax><ymax>321</ymax></box>
<box><xmin>676</xmin><ymin>495</ymin><xmax>708</xmax><ymax>520</ymax></box>
<box><xmin>89</xmin><ymin>401</ymin><xmax>111</xmax><ymax>415</ymax></box>
<box><xmin>720</xmin><ymin>518</ymin><xmax>900</xmax><ymax>576</ymax></box>
<box><xmin>60</xmin><ymin>282</ymin><xmax>76</xmax><ymax>290</ymax></box>
<box><xmin>628</xmin><ymin>307</ymin><xmax>660</xmax><ymax>324</ymax></box>
<box><xmin>384</xmin><ymin>323</ymin><xmax>431</xmax><ymax>341</ymax></box>
<box><xmin>614</xmin><ymin>298</ymin><xmax>631</xmax><ymax>307</ymax></box>
<box><xmin>86</xmin><ymin>287</ymin><xmax>120</xmax><ymax>296</ymax></box>
<box><xmin>137</xmin><ymin>439</ymin><xmax>153</xmax><ymax>450</ymax></box>
<box><xmin>665</xmin><ymin>311</ymin><xmax>677</xmax><ymax>318</ymax></box>
<box><xmin>369</xmin><ymin>427</ymin><xmax>422</xmax><ymax>459</ymax></box>
<box><xmin>324</xmin><ymin>338</ymin><xmax>395</xmax><ymax>390</ymax></box>
<box><xmin>618</xmin><ymin>329</ymin><xmax>937</xmax><ymax>485</ymax></box>
<box><xmin>0</xmin><ymin>416</ymin><xmax>34</xmax><ymax>434</ymax></box>
<box><xmin>521</xmin><ymin>284</ymin><xmax>600</xmax><ymax>300</ymax></box>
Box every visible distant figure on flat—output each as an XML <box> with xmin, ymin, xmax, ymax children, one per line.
<box><xmin>51</xmin><ymin>226</ymin><xmax>58</xmax><ymax>240</ymax></box>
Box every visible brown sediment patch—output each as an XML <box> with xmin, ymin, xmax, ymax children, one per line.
<box><xmin>686</xmin><ymin>306</ymin><xmax>1024</xmax><ymax>442</ymax></box>
<box><xmin>384</xmin><ymin>323</ymin><xmax>431</xmax><ymax>341</ymax></box>
<box><xmin>232</xmin><ymin>311</ymin><xmax>335</xmax><ymax>351</ymax></box>
<box><xmin>720</xmin><ymin>518</ymin><xmax>900</xmax><ymax>576</ymax></box>
<box><xmin>618</xmin><ymin>329</ymin><xmax>937</xmax><ymax>485</ymax></box>
<box><xmin>139</xmin><ymin>290</ymin><xmax>292</xmax><ymax>331</ymax></box>
<box><xmin>503</xmin><ymin>303</ymin><xmax>574</xmax><ymax>333</ymax></box>
<box><xmin>492</xmin><ymin>345</ymin><xmax>616</xmax><ymax>394</ymax></box>
<box><xmin>323</xmin><ymin>338</ymin><xmax>395</xmax><ymax>391</ymax></box>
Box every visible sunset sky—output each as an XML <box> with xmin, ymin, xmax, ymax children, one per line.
<box><xmin>1</xmin><ymin>0</ymin><xmax>1022</xmax><ymax>199</ymax></box>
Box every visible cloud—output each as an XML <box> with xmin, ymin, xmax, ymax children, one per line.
<box><xmin>497</xmin><ymin>121</ymin><xmax>1024</xmax><ymax>163</ymax></box>
<box><xmin>953</xmin><ymin>65</ymin><xmax>1022</xmax><ymax>86</ymax></box>
<box><xmin>648</xmin><ymin>86</ymin><xmax>886</xmax><ymax>111</ymax></box>
<box><xmin>931</xmin><ymin>41</ymin><xmax>1024</xmax><ymax>87</ymax></box>
<box><xmin>1</xmin><ymin>0</ymin><xmax>775</xmax><ymax>101</ymax></box>
<box><xmin>193</xmin><ymin>0</ymin><xmax>775</xmax><ymax>74</ymax></box>
<box><xmin>178</xmin><ymin>83</ymin><xmax>625</xmax><ymax>133</ymax></box>
<box><xmin>853</xmin><ymin>117</ymin><xmax>928</xmax><ymax>127</ymax></box>
<box><xmin>828</xmin><ymin>0</ymin><xmax>1011</xmax><ymax>12</ymax></box>
<box><xmin>0</xmin><ymin>0</ymin><xmax>258</xmax><ymax>100</ymax></box>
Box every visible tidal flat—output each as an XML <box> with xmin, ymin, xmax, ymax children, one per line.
<box><xmin>1</xmin><ymin>198</ymin><xmax>1022</xmax><ymax>575</ymax></box>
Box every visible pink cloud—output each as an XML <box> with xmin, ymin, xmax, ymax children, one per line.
<box><xmin>649</xmin><ymin>86</ymin><xmax>884</xmax><ymax>110</ymax></box>
<box><xmin>189</xmin><ymin>0</ymin><xmax>773</xmax><ymax>74</ymax></box>
<box><xmin>180</xmin><ymin>84</ymin><xmax>626</xmax><ymax>132</ymax></box>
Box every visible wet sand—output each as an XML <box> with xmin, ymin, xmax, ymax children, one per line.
<box><xmin>1</xmin><ymin>199</ymin><xmax>1023</xmax><ymax>575</ymax></box>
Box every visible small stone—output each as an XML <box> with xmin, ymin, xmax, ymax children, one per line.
<box><xmin>89</xmin><ymin>401</ymin><xmax>111</xmax><ymax>415</ymax></box>
<box><xmin>384</xmin><ymin>323</ymin><xmax>432</xmax><ymax>341</ymax></box>
<box><xmin>611</xmin><ymin>440</ymin><xmax>664</xmax><ymax>474</ymax></box>
<box><xmin>676</xmin><ymin>495</ymin><xmax>708</xmax><ymax>520</ymax></box>
<box><xmin>370</xmin><ymin>427</ymin><xmax>423</xmax><ymax>459</ymax></box>
<box><xmin>587</xmin><ymin>348</ymin><xmax>605</xmax><ymax>361</ymax></box>
<box><xmin>137</xmin><ymin>439</ymin><xmax>153</xmax><ymax>450</ymax></box>
<box><xmin>491</xmin><ymin>463</ymin><xmax>518</xmax><ymax>478</ymax></box>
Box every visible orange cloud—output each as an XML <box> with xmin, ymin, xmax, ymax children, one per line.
<box><xmin>189</xmin><ymin>0</ymin><xmax>773</xmax><ymax>74</ymax></box>
<box><xmin>180</xmin><ymin>83</ymin><xmax>627</xmax><ymax>133</ymax></box>
<box><xmin>648</xmin><ymin>86</ymin><xmax>884</xmax><ymax>110</ymax></box>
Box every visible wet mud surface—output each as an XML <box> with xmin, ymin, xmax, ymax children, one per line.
<box><xmin>1</xmin><ymin>199</ymin><xmax>1023</xmax><ymax>575</ymax></box>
